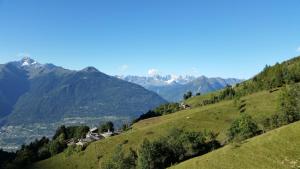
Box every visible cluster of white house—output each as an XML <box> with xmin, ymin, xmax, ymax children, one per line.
<box><xmin>66</xmin><ymin>127</ymin><xmax>114</xmax><ymax>146</ymax></box>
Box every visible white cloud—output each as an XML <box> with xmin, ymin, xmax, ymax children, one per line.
<box><xmin>297</xmin><ymin>47</ymin><xmax>300</xmax><ymax>52</ymax></box>
<box><xmin>148</xmin><ymin>69</ymin><xmax>159</xmax><ymax>76</ymax></box>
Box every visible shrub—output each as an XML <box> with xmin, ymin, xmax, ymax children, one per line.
<box><xmin>99</xmin><ymin>121</ymin><xmax>114</xmax><ymax>133</ymax></box>
<box><xmin>137</xmin><ymin>129</ymin><xmax>220</xmax><ymax>169</ymax></box>
<box><xmin>227</xmin><ymin>114</ymin><xmax>259</xmax><ymax>141</ymax></box>
<box><xmin>102</xmin><ymin>145</ymin><xmax>137</xmax><ymax>169</ymax></box>
<box><xmin>183</xmin><ymin>91</ymin><xmax>193</xmax><ymax>100</ymax></box>
<box><xmin>278</xmin><ymin>84</ymin><xmax>300</xmax><ymax>124</ymax></box>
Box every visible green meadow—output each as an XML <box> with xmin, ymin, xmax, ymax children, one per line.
<box><xmin>32</xmin><ymin>89</ymin><xmax>280</xmax><ymax>169</ymax></box>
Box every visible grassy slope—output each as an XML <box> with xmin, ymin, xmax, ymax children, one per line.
<box><xmin>170</xmin><ymin>121</ymin><xmax>300</xmax><ymax>169</ymax></box>
<box><xmin>32</xmin><ymin>90</ymin><xmax>280</xmax><ymax>169</ymax></box>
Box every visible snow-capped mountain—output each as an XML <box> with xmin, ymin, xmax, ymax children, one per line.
<box><xmin>9</xmin><ymin>57</ymin><xmax>66</xmax><ymax>78</ymax></box>
<box><xmin>119</xmin><ymin>75</ymin><xmax>243</xmax><ymax>102</ymax></box>
<box><xmin>117</xmin><ymin>74</ymin><xmax>197</xmax><ymax>87</ymax></box>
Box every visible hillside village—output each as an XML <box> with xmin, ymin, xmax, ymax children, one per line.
<box><xmin>67</xmin><ymin>127</ymin><xmax>115</xmax><ymax>147</ymax></box>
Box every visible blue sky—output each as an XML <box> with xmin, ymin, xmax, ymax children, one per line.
<box><xmin>0</xmin><ymin>0</ymin><xmax>300</xmax><ymax>79</ymax></box>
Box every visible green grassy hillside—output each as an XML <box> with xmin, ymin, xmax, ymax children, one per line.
<box><xmin>170</xmin><ymin>121</ymin><xmax>300</xmax><ymax>169</ymax></box>
<box><xmin>32</xmin><ymin>89</ymin><xmax>280</xmax><ymax>169</ymax></box>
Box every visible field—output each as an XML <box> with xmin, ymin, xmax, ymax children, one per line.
<box><xmin>32</xmin><ymin>89</ymin><xmax>280</xmax><ymax>169</ymax></box>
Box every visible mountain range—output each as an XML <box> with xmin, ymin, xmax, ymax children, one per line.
<box><xmin>0</xmin><ymin>57</ymin><xmax>241</xmax><ymax>150</ymax></box>
<box><xmin>0</xmin><ymin>57</ymin><xmax>167</xmax><ymax>126</ymax></box>
<box><xmin>119</xmin><ymin>75</ymin><xmax>242</xmax><ymax>101</ymax></box>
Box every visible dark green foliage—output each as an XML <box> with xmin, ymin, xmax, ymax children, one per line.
<box><xmin>64</xmin><ymin>145</ymin><xmax>83</xmax><ymax>157</ymax></box>
<box><xmin>133</xmin><ymin>110</ymin><xmax>157</xmax><ymax>123</ymax></box>
<box><xmin>183</xmin><ymin>91</ymin><xmax>193</xmax><ymax>100</ymax></box>
<box><xmin>101</xmin><ymin>129</ymin><xmax>220</xmax><ymax>169</ymax></box>
<box><xmin>2</xmin><ymin>137</ymin><xmax>51</xmax><ymax>169</ymax></box>
<box><xmin>1</xmin><ymin>125</ymin><xmax>90</xmax><ymax>169</ymax></box>
<box><xmin>196</xmin><ymin>92</ymin><xmax>201</xmax><ymax>96</ymax></box>
<box><xmin>227</xmin><ymin>114</ymin><xmax>259</xmax><ymax>141</ymax></box>
<box><xmin>219</xmin><ymin>85</ymin><xmax>235</xmax><ymax>100</ymax></box>
<box><xmin>263</xmin><ymin>84</ymin><xmax>300</xmax><ymax>131</ymax></box>
<box><xmin>48</xmin><ymin>139</ymin><xmax>66</xmax><ymax>156</ymax></box>
<box><xmin>201</xmin><ymin>86</ymin><xmax>236</xmax><ymax>106</ymax></box>
<box><xmin>278</xmin><ymin>84</ymin><xmax>300</xmax><ymax>123</ymax></box>
<box><xmin>153</xmin><ymin>103</ymin><xmax>181</xmax><ymax>115</ymax></box>
<box><xmin>0</xmin><ymin>149</ymin><xmax>16</xmax><ymax>169</ymax></box>
<box><xmin>53</xmin><ymin>125</ymin><xmax>89</xmax><ymax>140</ymax></box>
<box><xmin>99</xmin><ymin>121</ymin><xmax>114</xmax><ymax>133</ymax></box>
<box><xmin>262</xmin><ymin>114</ymin><xmax>282</xmax><ymax>131</ymax></box>
<box><xmin>121</xmin><ymin>123</ymin><xmax>131</xmax><ymax>132</ymax></box>
<box><xmin>102</xmin><ymin>145</ymin><xmax>137</xmax><ymax>169</ymax></box>
<box><xmin>137</xmin><ymin>129</ymin><xmax>220</xmax><ymax>169</ymax></box>
<box><xmin>235</xmin><ymin>56</ymin><xmax>300</xmax><ymax>96</ymax></box>
<box><xmin>138</xmin><ymin>139</ymin><xmax>173</xmax><ymax>169</ymax></box>
<box><xmin>133</xmin><ymin>103</ymin><xmax>182</xmax><ymax>123</ymax></box>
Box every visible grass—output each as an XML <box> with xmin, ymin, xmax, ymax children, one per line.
<box><xmin>170</xmin><ymin>121</ymin><xmax>300</xmax><ymax>169</ymax></box>
<box><xmin>32</xmin><ymin>89</ymin><xmax>280</xmax><ymax>169</ymax></box>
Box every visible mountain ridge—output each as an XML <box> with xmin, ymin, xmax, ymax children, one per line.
<box><xmin>119</xmin><ymin>75</ymin><xmax>243</xmax><ymax>101</ymax></box>
<box><xmin>0</xmin><ymin>57</ymin><xmax>167</xmax><ymax>150</ymax></box>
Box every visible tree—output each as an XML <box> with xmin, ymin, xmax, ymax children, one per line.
<box><xmin>48</xmin><ymin>139</ymin><xmax>66</xmax><ymax>156</ymax></box>
<box><xmin>278</xmin><ymin>84</ymin><xmax>300</xmax><ymax>124</ymax></box>
<box><xmin>121</xmin><ymin>123</ymin><xmax>131</xmax><ymax>131</ymax></box>
<box><xmin>183</xmin><ymin>91</ymin><xmax>193</xmax><ymax>100</ymax></box>
<box><xmin>99</xmin><ymin>121</ymin><xmax>114</xmax><ymax>133</ymax></box>
<box><xmin>137</xmin><ymin>139</ymin><xmax>172</xmax><ymax>169</ymax></box>
<box><xmin>137</xmin><ymin>129</ymin><xmax>220</xmax><ymax>169</ymax></box>
<box><xmin>133</xmin><ymin>103</ymin><xmax>181</xmax><ymax>123</ymax></box>
<box><xmin>196</xmin><ymin>92</ymin><xmax>201</xmax><ymax>96</ymax></box>
<box><xmin>227</xmin><ymin>114</ymin><xmax>259</xmax><ymax>141</ymax></box>
<box><xmin>102</xmin><ymin>145</ymin><xmax>137</xmax><ymax>169</ymax></box>
<box><xmin>52</xmin><ymin>125</ymin><xmax>67</xmax><ymax>140</ymax></box>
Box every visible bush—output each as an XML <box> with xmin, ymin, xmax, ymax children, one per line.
<box><xmin>53</xmin><ymin>125</ymin><xmax>89</xmax><ymax>140</ymax></box>
<box><xmin>183</xmin><ymin>91</ymin><xmax>193</xmax><ymax>100</ymax></box>
<box><xmin>137</xmin><ymin>129</ymin><xmax>220</xmax><ymax>169</ymax></box>
<box><xmin>102</xmin><ymin>145</ymin><xmax>137</xmax><ymax>169</ymax></box>
<box><xmin>227</xmin><ymin>114</ymin><xmax>259</xmax><ymax>141</ymax></box>
<box><xmin>99</xmin><ymin>121</ymin><xmax>115</xmax><ymax>133</ymax></box>
<box><xmin>278</xmin><ymin>84</ymin><xmax>300</xmax><ymax>124</ymax></box>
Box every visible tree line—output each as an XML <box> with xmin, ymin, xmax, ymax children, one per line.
<box><xmin>102</xmin><ymin>128</ymin><xmax>220</xmax><ymax>169</ymax></box>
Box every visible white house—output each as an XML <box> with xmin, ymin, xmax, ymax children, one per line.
<box><xmin>86</xmin><ymin>127</ymin><xmax>102</xmax><ymax>141</ymax></box>
<box><xmin>180</xmin><ymin>102</ymin><xmax>191</xmax><ymax>109</ymax></box>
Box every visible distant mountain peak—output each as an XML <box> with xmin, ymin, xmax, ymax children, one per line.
<box><xmin>120</xmin><ymin>74</ymin><xmax>243</xmax><ymax>102</ymax></box>
<box><xmin>81</xmin><ymin>66</ymin><xmax>99</xmax><ymax>73</ymax></box>
<box><xmin>20</xmin><ymin>57</ymin><xmax>38</xmax><ymax>67</ymax></box>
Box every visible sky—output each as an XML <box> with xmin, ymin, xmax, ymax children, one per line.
<box><xmin>0</xmin><ymin>0</ymin><xmax>300</xmax><ymax>79</ymax></box>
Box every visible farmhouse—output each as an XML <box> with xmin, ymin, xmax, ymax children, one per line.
<box><xmin>180</xmin><ymin>103</ymin><xmax>191</xmax><ymax>109</ymax></box>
